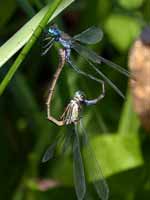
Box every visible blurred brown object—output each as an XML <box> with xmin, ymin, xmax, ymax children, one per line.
<box><xmin>129</xmin><ymin>26</ymin><xmax>150</xmax><ymax>132</ymax></box>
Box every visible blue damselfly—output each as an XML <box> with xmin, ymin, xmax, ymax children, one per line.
<box><xmin>42</xmin><ymin>24</ymin><xmax>133</xmax><ymax>98</ymax></box>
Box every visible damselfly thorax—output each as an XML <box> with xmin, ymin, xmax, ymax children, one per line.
<box><xmin>61</xmin><ymin>91</ymin><xmax>86</xmax><ymax>125</ymax></box>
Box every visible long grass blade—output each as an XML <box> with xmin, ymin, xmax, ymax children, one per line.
<box><xmin>0</xmin><ymin>0</ymin><xmax>74</xmax><ymax>95</ymax></box>
<box><xmin>0</xmin><ymin>0</ymin><xmax>74</xmax><ymax>68</ymax></box>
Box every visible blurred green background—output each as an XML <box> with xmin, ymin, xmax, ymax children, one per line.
<box><xmin>0</xmin><ymin>0</ymin><xmax>150</xmax><ymax>199</ymax></box>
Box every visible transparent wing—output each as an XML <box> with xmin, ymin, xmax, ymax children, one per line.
<box><xmin>68</xmin><ymin>57</ymin><xmax>104</xmax><ymax>86</ymax></box>
<box><xmin>42</xmin><ymin>140</ymin><xmax>58</xmax><ymax>163</ymax></box>
<box><xmin>42</xmin><ymin>132</ymin><xmax>65</xmax><ymax>163</ymax></box>
<box><xmin>68</xmin><ymin>56</ymin><xmax>125</xmax><ymax>98</ymax></box>
<box><xmin>73</xmin><ymin>26</ymin><xmax>103</xmax><ymax>44</ymax></box>
<box><xmin>62</xmin><ymin>127</ymin><xmax>73</xmax><ymax>154</ymax></box>
<box><xmin>73</xmin><ymin>125</ymin><xmax>86</xmax><ymax>200</ymax></box>
<box><xmin>71</xmin><ymin>42</ymin><xmax>132</xmax><ymax>77</ymax></box>
<box><xmin>87</xmin><ymin>59</ymin><xmax>125</xmax><ymax>98</ymax></box>
<box><xmin>80</xmin><ymin>120</ymin><xmax>109</xmax><ymax>200</ymax></box>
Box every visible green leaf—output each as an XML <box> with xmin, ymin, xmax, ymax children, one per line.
<box><xmin>104</xmin><ymin>14</ymin><xmax>141</xmax><ymax>51</ymax></box>
<box><xmin>118</xmin><ymin>0</ymin><xmax>144</xmax><ymax>10</ymax></box>
<box><xmin>0</xmin><ymin>0</ymin><xmax>74</xmax><ymax>95</ymax></box>
<box><xmin>17</xmin><ymin>0</ymin><xmax>36</xmax><ymax>17</ymax></box>
<box><xmin>91</xmin><ymin>133</ymin><xmax>143</xmax><ymax>178</ymax></box>
<box><xmin>0</xmin><ymin>0</ymin><xmax>74</xmax><ymax>68</ymax></box>
<box><xmin>118</xmin><ymin>91</ymin><xmax>140</xmax><ymax>135</ymax></box>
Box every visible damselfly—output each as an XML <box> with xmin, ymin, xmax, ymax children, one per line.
<box><xmin>42</xmin><ymin>24</ymin><xmax>132</xmax><ymax>98</ymax></box>
<box><xmin>42</xmin><ymin>79</ymin><xmax>109</xmax><ymax>200</ymax></box>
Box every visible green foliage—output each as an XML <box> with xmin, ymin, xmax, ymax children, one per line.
<box><xmin>118</xmin><ymin>0</ymin><xmax>144</xmax><ymax>10</ymax></box>
<box><xmin>0</xmin><ymin>0</ymin><xmax>17</xmax><ymax>28</ymax></box>
<box><xmin>0</xmin><ymin>0</ymin><xmax>74</xmax><ymax>95</ymax></box>
<box><xmin>104</xmin><ymin>14</ymin><xmax>141</xmax><ymax>51</ymax></box>
<box><xmin>0</xmin><ymin>0</ymin><xmax>149</xmax><ymax>200</ymax></box>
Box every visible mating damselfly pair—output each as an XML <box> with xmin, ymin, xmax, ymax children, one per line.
<box><xmin>42</xmin><ymin>48</ymin><xmax>108</xmax><ymax>200</ymax></box>
<box><xmin>41</xmin><ymin>24</ymin><xmax>132</xmax><ymax>200</ymax></box>
<box><xmin>42</xmin><ymin>56</ymin><xmax>108</xmax><ymax>200</ymax></box>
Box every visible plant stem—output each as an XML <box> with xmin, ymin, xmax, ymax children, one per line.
<box><xmin>0</xmin><ymin>0</ymin><xmax>62</xmax><ymax>96</ymax></box>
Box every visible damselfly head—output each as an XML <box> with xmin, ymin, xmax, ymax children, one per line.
<box><xmin>48</xmin><ymin>24</ymin><xmax>61</xmax><ymax>37</ymax></box>
<box><xmin>74</xmin><ymin>91</ymin><xmax>86</xmax><ymax>102</ymax></box>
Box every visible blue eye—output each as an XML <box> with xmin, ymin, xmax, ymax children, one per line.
<box><xmin>48</xmin><ymin>28</ymin><xmax>61</xmax><ymax>36</ymax></box>
<box><xmin>48</xmin><ymin>28</ymin><xmax>54</xmax><ymax>35</ymax></box>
